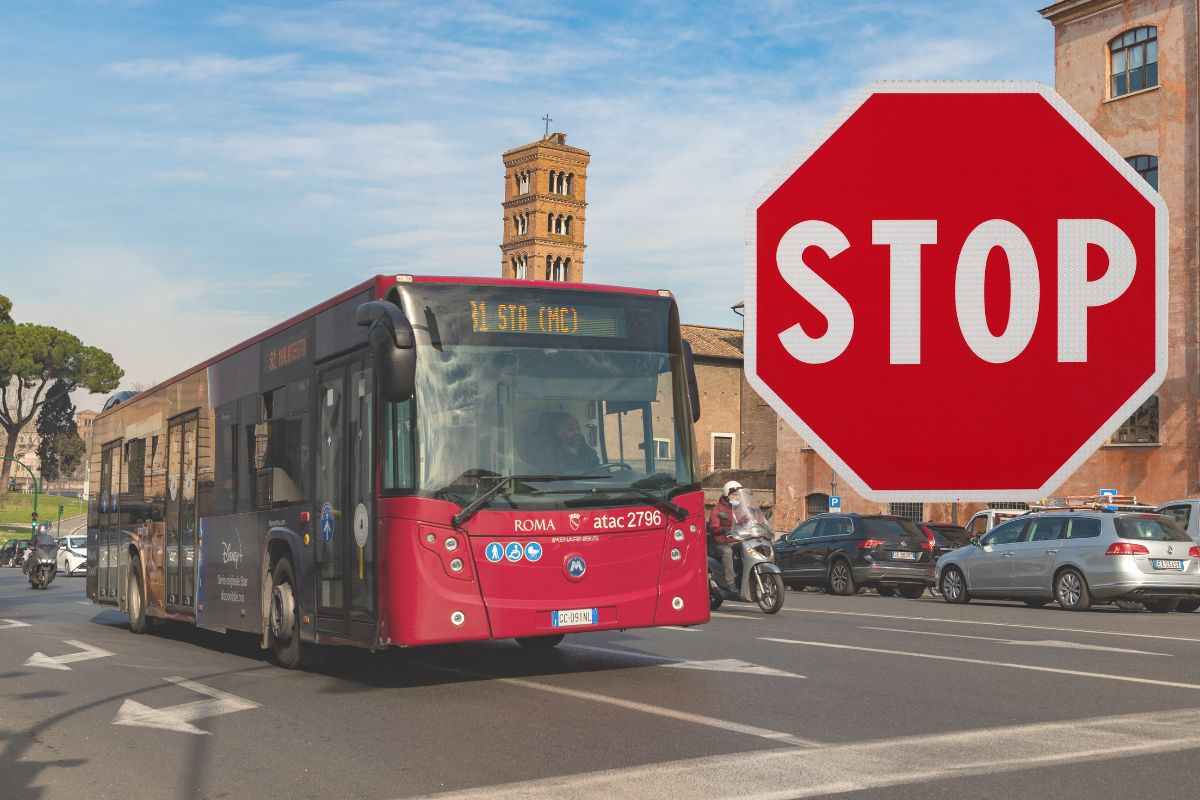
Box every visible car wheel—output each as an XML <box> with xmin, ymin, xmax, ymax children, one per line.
<box><xmin>1144</xmin><ymin>598</ymin><xmax>1181</xmax><ymax>613</ymax></box>
<box><xmin>1176</xmin><ymin>599</ymin><xmax>1200</xmax><ymax>613</ymax></box>
<box><xmin>517</xmin><ymin>634</ymin><xmax>565</xmax><ymax>649</ymax></box>
<box><xmin>940</xmin><ymin>567</ymin><xmax>969</xmax><ymax>604</ymax></box>
<box><xmin>269</xmin><ymin>556</ymin><xmax>304</xmax><ymax>669</ymax></box>
<box><xmin>128</xmin><ymin>556</ymin><xmax>147</xmax><ymax>634</ymax></box>
<box><xmin>876</xmin><ymin>585</ymin><xmax>896</xmax><ymax>597</ymax></box>
<box><xmin>1115</xmin><ymin>599</ymin><xmax>1144</xmax><ymax>612</ymax></box>
<box><xmin>828</xmin><ymin>560</ymin><xmax>856</xmax><ymax>596</ymax></box>
<box><xmin>897</xmin><ymin>584</ymin><xmax>925</xmax><ymax>600</ymax></box>
<box><xmin>1055</xmin><ymin>568</ymin><xmax>1091</xmax><ymax>611</ymax></box>
<box><xmin>1023</xmin><ymin>599</ymin><xmax>1048</xmax><ymax>608</ymax></box>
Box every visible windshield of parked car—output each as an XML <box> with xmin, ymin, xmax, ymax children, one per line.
<box><xmin>1114</xmin><ymin>515</ymin><xmax>1191</xmax><ymax>542</ymax></box>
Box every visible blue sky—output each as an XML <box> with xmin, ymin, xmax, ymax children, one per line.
<box><xmin>0</xmin><ymin>0</ymin><xmax>1053</xmax><ymax>409</ymax></box>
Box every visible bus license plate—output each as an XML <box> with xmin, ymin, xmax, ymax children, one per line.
<box><xmin>1152</xmin><ymin>559</ymin><xmax>1184</xmax><ymax>571</ymax></box>
<box><xmin>552</xmin><ymin>608</ymin><xmax>597</xmax><ymax>627</ymax></box>
<box><xmin>891</xmin><ymin>551</ymin><xmax>918</xmax><ymax>561</ymax></box>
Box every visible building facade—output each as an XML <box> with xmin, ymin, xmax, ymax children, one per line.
<box><xmin>500</xmin><ymin>132</ymin><xmax>589</xmax><ymax>282</ymax></box>
<box><xmin>774</xmin><ymin>0</ymin><xmax>1199</xmax><ymax>530</ymax></box>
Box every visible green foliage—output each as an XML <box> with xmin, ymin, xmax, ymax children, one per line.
<box><xmin>37</xmin><ymin>381</ymin><xmax>84</xmax><ymax>482</ymax></box>
<box><xmin>0</xmin><ymin>492</ymin><xmax>85</xmax><ymax>525</ymax></box>
<box><xmin>0</xmin><ymin>297</ymin><xmax>123</xmax><ymax>493</ymax></box>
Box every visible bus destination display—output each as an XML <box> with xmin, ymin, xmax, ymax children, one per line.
<box><xmin>468</xmin><ymin>300</ymin><xmax>626</xmax><ymax>338</ymax></box>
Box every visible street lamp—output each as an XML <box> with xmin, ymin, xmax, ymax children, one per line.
<box><xmin>2</xmin><ymin>457</ymin><xmax>40</xmax><ymax>517</ymax></box>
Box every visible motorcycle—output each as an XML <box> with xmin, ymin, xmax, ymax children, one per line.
<box><xmin>23</xmin><ymin>528</ymin><xmax>58</xmax><ymax>590</ymax></box>
<box><xmin>708</xmin><ymin>489</ymin><xmax>785</xmax><ymax>614</ymax></box>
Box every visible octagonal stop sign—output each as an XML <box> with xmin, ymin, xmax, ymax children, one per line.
<box><xmin>745</xmin><ymin>83</ymin><xmax>1167</xmax><ymax>501</ymax></box>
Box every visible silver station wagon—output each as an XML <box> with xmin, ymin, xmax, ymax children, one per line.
<box><xmin>935</xmin><ymin>511</ymin><xmax>1200</xmax><ymax>613</ymax></box>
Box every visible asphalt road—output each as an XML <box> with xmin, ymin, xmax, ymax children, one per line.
<box><xmin>3</xmin><ymin>571</ymin><xmax>1200</xmax><ymax>800</ymax></box>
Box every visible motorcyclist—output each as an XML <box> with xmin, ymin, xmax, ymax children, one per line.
<box><xmin>708</xmin><ymin>481</ymin><xmax>745</xmax><ymax>594</ymax></box>
<box><xmin>24</xmin><ymin>527</ymin><xmax>57</xmax><ymax>581</ymax></box>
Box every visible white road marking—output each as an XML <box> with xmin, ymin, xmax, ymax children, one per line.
<box><xmin>417</xmin><ymin>658</ymin><xmax>817</xmax><ymax>748</ymax></box>
<box><xmin>0</xmin><ymin>618</ymin><xmax>31</xmax><ymax>629</ymax></box>
<box><xmin>564</xmin><ymin>643</ymin><xmax>804</xmax><ymax>679</ymax></box>
<box><xmin>779</xmin><ymin>606</ymin><xmax>1200</xmax><ymax>643</ymax></box>
<box><xmin>762</xmin><ymin>637</ymin><xmax>1200</xmax><ymax>691</ymax></box>
<box><xmin>77</xmin><ymin>601</ymin><xmax>93</xmax><ymax>606</ymax></box>
<box><xmin>404</xmin><ymin>707</ymin><xmax>1200</xmax><ymax>800</ymax></box>
<box><xmin>661</xmin><ymin>625</ymin><xmax>701</xmax><ymax>632</ymax></box>
<box><xmin>112</xmin><ymin>675</ymin><xmax>261</xmax><ymax>735</ymax></box>
<box><xmin>709</xmin><ymin>611</ymin><xmax>762</xmax><ymax>621</ymax></box>
<box><xmin>25</xmin><ymin>640</ymin><xmax>114</xmax><ymax>671</ymax></box>
<box><xmin>860</xmin><ymin>626</ymin><xmax>1172</xmax><ymax>656</ymax></box>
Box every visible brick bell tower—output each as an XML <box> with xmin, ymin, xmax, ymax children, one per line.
<box><xmin>500</xmin><ymin>126</ymin><xmax>589</xmax><ymax>282</ymax></box>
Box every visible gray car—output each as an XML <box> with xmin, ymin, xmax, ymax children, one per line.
<box><xmin>935</xmin><ymin>511</ymin><xmax>1200</xmax><ymax>612</ymax></box>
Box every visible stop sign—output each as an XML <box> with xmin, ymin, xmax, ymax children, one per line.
<box><xmin>745</xmin><ymin>83</ymin><xmax>1167</xmax><ymax>501</ymax></box>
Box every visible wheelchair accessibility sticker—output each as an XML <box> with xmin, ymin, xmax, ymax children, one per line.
<box><xmin>505</xmin><ymin>542</ymin><xmax>524</xmax><ymax>562</ymax></box>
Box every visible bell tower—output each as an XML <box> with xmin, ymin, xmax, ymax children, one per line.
<box><xmin>501</xmin><ymin>129</ymin><xmax>589</xmax><ymax>282</ymax></box>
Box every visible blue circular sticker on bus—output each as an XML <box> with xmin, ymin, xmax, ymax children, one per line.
<box><xmin>485</xmin><ymin>542</ymin><xmax>504</xmax><ymax>563</ymax></box>
<box><xmin>505</xmin><ymin>542</ymin><xmax>524</xmax><ymax>562</ymax></box>
<box><xmin>320</xmin><ymin>502</ymin><xmax>335</xmax><ymax>543</ymax></box>
<box><xmin>524</xmin><ymin>542</ymin><xmax>543</xmax><ymax>562</ymax></box>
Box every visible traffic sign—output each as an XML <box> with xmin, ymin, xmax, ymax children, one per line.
<box><xmin>746</xmin><ymin>82</ymin><xmax>1167</xmax><ymax>501</ymax></box>
<box><xmin>829</xmin><ymin>496</ymin><xmax>842</xmax><ymax>512</ymax></box>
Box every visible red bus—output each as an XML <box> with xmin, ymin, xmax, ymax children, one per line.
<box><xmin>86</xmin><ymin>275</ymin><xmax>707</xmax><ymax>666</ymax></box>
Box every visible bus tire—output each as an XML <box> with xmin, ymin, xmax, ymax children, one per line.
<box><xmin>516</xmin><ymin>634</ymin><xmax>564</xmax><ymax>649</ymax></box>
<box><xmin>269</xmin><ymin>556</ymin><xmax>303</xmax><ymax>669</ymax></box>
<box><xmin>128</xmin><ymin>555</ymin><xmax>147</xmax><ymax>634</ymax></box>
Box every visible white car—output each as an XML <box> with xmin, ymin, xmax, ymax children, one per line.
<box><xmin>57</xmin><ymin>535</ymin><xmax>87</xmax><ymax>576</ymax></box>
<box><xmin>1156</xmin><ymin>500</ymin><xmax>1200</xmax><ymax>543</ymax></box>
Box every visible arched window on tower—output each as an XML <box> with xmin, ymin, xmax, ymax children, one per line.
<box><xmin>551</xmin><ymin>257</ymin><xmax>566</xmax><ymax>281</ymax></box>
<box><xmin>563</xmin><ymin>258</ymin><xmax>571</xmax><ymax>280</ymax></box>
<box><xmin>566</xmin><ymin>174</ymin><xmax>573</xmax><ymax>196</ymax></box>
<box><xmin>564</xmin><ymin>216</ymin><xmax>572</xmax><ymax>235</ymax></box>
<box><xmin>547</xmin><ymin>213</ymin><xmax>553</xmax><ymax>234</ymax></box>
<box><xmin>545</xmin><ymin>255</ymin><xmax>553</xmax><ymax>280</ymax></box>
<box><xmin>548</xmin><ymin>170</ymin><xmax>556</xmax><ymax>194</ymax></box>
<box><xmin>512</xmin><ymin>254</ymin><xmax>528</xmax><ymax>279</ymax></box>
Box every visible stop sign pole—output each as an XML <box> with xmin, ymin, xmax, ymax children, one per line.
<box><xmin>745</xmin><ymin>82</ymin><xmax>1168</xmax><ymax>502</ymax></box>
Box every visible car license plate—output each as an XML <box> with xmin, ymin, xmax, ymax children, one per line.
<box><xmin>1152</xmin><ymin>559</ymin><xmax>1184</xmax><ymax>571</ymax></box>
<box><xmin>891</xmin><ymin>551</ymin><xmax>918</xmax><ymax>561</ymax></box>
<box><xmin>552</xmin><ymin>608</ymin><xmax>597</xmax><ymax>627</ymax></box>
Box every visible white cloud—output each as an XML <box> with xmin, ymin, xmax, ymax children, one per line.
<box><xmin>108</xmin><ymin>54</ymin><xmax>299</xmax><ymax>81</ymax></box>
<box><xmin>151</xmin><ymin>169</ymin><xmax>209</xmax><ymax>182</ymax></box>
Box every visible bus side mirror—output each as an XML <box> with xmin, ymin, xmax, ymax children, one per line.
<box><xmin>356</xmin><ymin>301</ymin><xmax>416</xmax><ymax>403</ymax></box>
<box><xmin>682</xmin><ymin>340</ymin><xmax>701</xmax><ymax>423</ymax></box>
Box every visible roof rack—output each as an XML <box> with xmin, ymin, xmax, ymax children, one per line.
<box><xmin>1030</xmin><ymin>494</ymin><xmax>1157</xmax><ymax>513</ymax></box>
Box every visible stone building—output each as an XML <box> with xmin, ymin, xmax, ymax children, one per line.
<box><xmin>774</xmin><ymin>0</ymin><xmax>1199</xmax><ymax>530</ymax></box>
<box><xmin>500</xmin><ymin>132</ymin><xmax>589</xmax><ymax>282</ymax></box>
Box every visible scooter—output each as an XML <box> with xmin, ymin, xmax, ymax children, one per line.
<box><xmin>707</xmin><ymin>489</ymin><xmax>785</xmax><ymax>614</ymax></box>
<box><xmin>23</xmin><ymin>528</ymin><xmax>58</xmax><ymax>590</ymax></box>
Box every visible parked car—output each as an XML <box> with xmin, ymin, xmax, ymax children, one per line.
<box><xmin>921</xmin><ymin>522</ymin><xmax>971</xmax><ymax>561</ymax></box>
<box><xmin>774</xmin><ymin>513</ymin><xmax>933</xmax><ymax>598</ymax></box>
<box><xmin>1155</xmin><ymin>499</ymin><xmax>1200</xmax><ymax>543</ymax></box>
<box><xmin>963</xmin><ymin>508</ymin><xmax>1026</xmax><ymax>539</ymax></box>
<box><xmin>2</xmin><ymin>539</ymin><xmax>32</xmax><ymax>567</ymax></box>
<box><xmin>935</xmin><ymin>511</ymin><xmax>1200</xmax><ymax>612</ymax></box>
<box><xmin>56</xmin><ymin>535</ymin><xmax>87</xmax><ymax>576</ymax></box>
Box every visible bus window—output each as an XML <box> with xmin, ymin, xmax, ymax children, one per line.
<box><xmin>383</xmin><ymin>398</ymin><xmax>416</xmax><ymax>491</ymax></box>
<box><xmin>249</xmin><ymin>383</ymin><xmax>309</xmax><ymax>509</ymax></box>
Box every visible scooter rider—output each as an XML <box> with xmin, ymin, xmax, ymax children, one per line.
<box><xmin>708</xmin><ymin>481</ymin><xmax>746</xmax><ymax>593</ymax></box>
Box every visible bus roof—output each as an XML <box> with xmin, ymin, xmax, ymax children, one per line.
<box><xmin>96</xmin><ymin>274</ymin><xmax>671</xmax><ymax>420</ymax></box>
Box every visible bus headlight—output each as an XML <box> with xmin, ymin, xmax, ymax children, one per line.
<box><xmin>450</xmin><ymin>611</ymin><xmax>465</xmax><ymax>626</ymax></box>
<box><xmin>671</xmin><ymin>596</ymin><xmax>684</xmax><ymax>610</ymax></box>
<box><xmin>445</xmin><ymin>537</ymin><xmax>459</xmax><ymax>552</ymax></box>
<box><xmin>673</xmin><ymin>529</ymin><xmax>684</xmax><ymax>541</ymax></box>
<box><xmin>449</xmin><ymin>558</ymin><xmax>463</xmax><ymax>572</ymax></box>
<box><xmin>670</xmin><ymin>548</ymin><xmax>681</xmax><ymax>561</ymax></box>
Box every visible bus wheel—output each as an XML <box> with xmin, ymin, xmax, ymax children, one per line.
<box><xmin>516</xmin><ymin>635</ymin><xmax>565</xmax><ymax>650</ymax></box>
<box><xmin>128</xmin><ymin>556</ymin><xmax>147</xmax><ymax>634</ymax></box>
<box><xmin>269</xmin><ymin>557</ymin><xmax>303</xmax><ymax>669</ymax></box>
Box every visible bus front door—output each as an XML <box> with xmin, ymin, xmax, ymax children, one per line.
<box><xmin>315</xmin><ymin>357</ymin><xmax>376</xmax><ymax>642</ymax></box>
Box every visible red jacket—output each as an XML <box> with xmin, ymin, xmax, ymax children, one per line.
<box><xmin>708</xmin><ymin>497</ymin><xmax>733</xmax><ymax>542</ymax></box>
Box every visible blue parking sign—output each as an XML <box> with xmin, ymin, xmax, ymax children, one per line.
<box><xmin>829</xmin><ymin>496</ymin><xmax>842</xmax><ymax>511</ymax></box>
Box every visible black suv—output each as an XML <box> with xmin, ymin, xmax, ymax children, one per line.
<box><xmin>774</xmin><ymin>514</ymin><xmax>933</xmax><ymax>598</ymax></box>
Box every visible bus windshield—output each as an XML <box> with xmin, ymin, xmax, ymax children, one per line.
<box><xmin>381</xmin><ymin>286</ymin><xmax>697</xmax><ymax>511</ymax></box>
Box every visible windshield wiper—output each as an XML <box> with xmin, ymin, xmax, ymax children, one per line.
<box><xmin>450</xmin><ymin>473</ymin><xmax>611</xmax><ymax>528</ymax></box>
<box><xmin>565</xmin><ymin>486</ymin><xmax>687</xmax><ymax>521</ymax></box>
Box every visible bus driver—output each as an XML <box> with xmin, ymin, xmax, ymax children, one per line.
<box><xmin>534</xmin><ymin>411</ymin><xmax>600</xmax><ymax>476</ymax></box>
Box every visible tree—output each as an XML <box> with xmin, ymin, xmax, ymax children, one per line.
<box><xmin>0</xmin><ymin>295</ymin><xmax>122</xmax><ymax>494</ymax></box>
<box><xmin>37</xmin><ymin>380</ymin><xmax>86</xmax><ymax>482</ymax></box>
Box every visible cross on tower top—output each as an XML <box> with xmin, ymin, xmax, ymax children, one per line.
<box><xmin>542</xmin><ymin>113</ymin><xmax>553</xmax><ymax>138</ymax></box>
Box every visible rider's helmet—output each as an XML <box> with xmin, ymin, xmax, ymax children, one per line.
<box><xmin>722</xmin><ymin>480</ymin><xmax>743</xmax><ymax>498</ymax></box>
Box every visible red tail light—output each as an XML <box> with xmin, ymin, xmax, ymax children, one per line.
<box><xmin>859</xmin><ymin>539</ymin><xmax>885</xmax><ymax>550</ymax></box>
<box><xmin>920</xmin><ymin>526</ymin><xmax>935</xmax><ymax>551</ymax></box>
<box><xmin>1106</xmin><ymin>542</ymin><xmax>1150</xmax><ymax>556</ymax></box>
<box><xmin>1189</xmin><ymin>546</ymin><xmax>1200</xmax><ymax>558</ymax></box>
